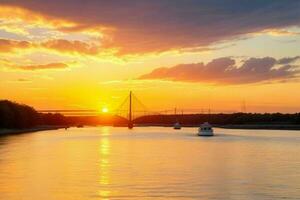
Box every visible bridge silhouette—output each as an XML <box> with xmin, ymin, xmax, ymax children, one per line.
<box><xmin>114</xmin><ymin>91</ymin><xmax>167</xmax><ymax>129</ymax></box>
<box><xmin>38</xmin><ymin>91</ymin><xmax>239</xmax><ymax>128</ymax></box>
<box><xmin>39</xmin><ymin>91</ymin><xmax>180</xmax><ymax>128</ymax></box>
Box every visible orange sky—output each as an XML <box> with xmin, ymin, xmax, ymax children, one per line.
<box><xmin>1</xmin><ymin>1</ymin><xmax>300</xmax><ymax>113</ymax></box>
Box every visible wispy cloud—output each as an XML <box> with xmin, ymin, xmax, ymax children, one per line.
<box><xmin>17</xmin><ymin>78</ymin><xmax>31</xmax><ymax>82</ymax></box>
<box><xmin>41</xmin><ymin>39</ymin><xmax>102</xmax><ymax>55</ymax></box>
<box><xmin>0</xmin><ymin>39</ymin><xmax>32</xmax><ymax>52</ymax></box>
<box><xmin>0</xmin><ymin>38</ymin><xmax>105</xmax><ymax>56</ymax></box>
<box><xmin>0</xmin><ymin>5</ymin><xmax>85</xmax><ymax>34</ymax></box>
<box><xmin>9</xmin><ymin>62</ymin><xmax>69</xmax><ymax>71</ymax></box>
<box><xmin>139</xmin><ymin>56</ymin><xmax>300</xmax><ymax>85</ymax></box>
<box><xmin>258</xmin><ymin>29</ymin><xmax>300</xmax><ymax>36</ymax></box>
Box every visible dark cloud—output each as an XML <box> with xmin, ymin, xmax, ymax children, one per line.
<box><xmin>1</xmin><ymin>0</ymin><xmax>300</xmax><ymax>54</ymax></box>
<box><xmin>139</xmin><ymin>56</ymin><xmax>300</xmax><ymax>84</ymax></box>
<box><xmin>277</xmin><ymin>56</ymin><xmax>300</xmax><ymax>65</ymax></box>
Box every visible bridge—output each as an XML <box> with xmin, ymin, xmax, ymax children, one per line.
<box><xmin>114</xmin><ymin>91</ymin><xmax>158</xmax><ymax>129</ymax></box>
<box><xmin>38</xmin><ymin>91</ymin><xmax>179</xmax><ymax>129</ymax></box>
<box><xmin>38</xmin><ymin>91</ymin><xmax>239</xmax><ymax>128</ymax></box>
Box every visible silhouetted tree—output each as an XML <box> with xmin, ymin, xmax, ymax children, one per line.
<box><xmin>0</xmin><ymin>100</ymin><xmax>67</xmax><ymax>129</ymax></box>
<box><xmin>0</xmin><ymin>100</ymin><xmax>40</xmax><ymax>128</ymax></box>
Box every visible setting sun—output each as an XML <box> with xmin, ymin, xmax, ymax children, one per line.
<box><xmin>102</xmin><ymin>107</ymin><xmax>109</xmax><ymax>113</ymax></box>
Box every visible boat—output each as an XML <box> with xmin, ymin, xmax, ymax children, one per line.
<box><xmin>173</xmin><ymin>122</ymin><xmax>181</xmax><ymax>130</ymax></box>
<box><xmin>173</xmin><ymin>107</ymin><xmax>182</xmax><ymax>130</ymax></box>
<box><xmin>76</xmin><ymin>124</ymin><xmax>84</xmax><ymax>128</ymax></box>
<box><xmin>198</xmin><ymin>122</ymin><xmax>214</xmax><ymax>136</ymax></box>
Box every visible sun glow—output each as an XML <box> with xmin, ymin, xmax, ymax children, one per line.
<box><xmin>102</xmin><ymin>107</ymin><xmax>109</xmax><ymax>113</ymax></box>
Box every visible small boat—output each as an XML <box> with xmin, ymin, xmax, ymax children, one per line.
<box><xmin>173</xmin><ymin>107</ymin><xmax>182</xmax><ymax>130</ymax></box>
<box><xmin>198</xmin><ymin>122</ymin><xmax>214</xmax><ymax>136</ymax></box>
<box><xmin>76</xmin><ymin>124</ymin><xmax>84</xmax><ymax>128</ymax></box>
<box><xmin>173</xmin><ymin>122</ymin><xmax>181</xmax><ymax>130</ymax></box>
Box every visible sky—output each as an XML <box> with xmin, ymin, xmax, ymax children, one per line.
<box><xmin>0</xmin><ymin>0</ymin><xmax>300</xmax><ymax>113</ymax></box>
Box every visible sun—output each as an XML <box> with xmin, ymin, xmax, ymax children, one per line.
<box><xmin>101</xmin><ymin>107</ymin><xmax>109</xmax><ymax>113</ymax></box>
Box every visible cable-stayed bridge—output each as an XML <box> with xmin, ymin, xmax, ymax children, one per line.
<box><xmin>38</xmin><ymin>91</ymin><xmax>177</xmax><ymax>129</ymax></box>
<box><xmin>38</xmin><ymin>91</ymin><xmax>239</xmax><ymax>128</ymax></box>
<box><xmin>114</xmin><ymin>91</ymin><xmax>166</xmax><ymax>128</ymax></box>
<box><xmin>38</xmin><ymin>92</ymin><xmax>154</xmax><ymax>126</ymax></box>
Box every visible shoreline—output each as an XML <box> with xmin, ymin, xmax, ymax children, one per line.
<box><xmin>135</xmin><ymin>123</ymin><xmax>300</xmax><ymax>130</ymax></box>
<box><xmin>216</xmin><ymin>124</ymin><xmax>300</xmax><ymax>130</ymax></box>
<box><xmin>0</xmin><ymin>125</ymin><xmax>68</xmax><ymax>136</ymax></box>
<box><xmin>1</xmin><ymin>124</ymin><xmax>300</xmax><ymax>136</ymax></box>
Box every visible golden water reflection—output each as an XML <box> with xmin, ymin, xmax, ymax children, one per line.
<box><xmin>98</xmin><ymin>128</ymin><xmax>111</xmax><ymax>199</ymax></box>
<box><xmin>0</xmin><ymin>127</ymin><xmax>299</xmax><ymax>200</ymax></box>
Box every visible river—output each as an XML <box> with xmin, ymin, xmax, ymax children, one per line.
<box><xmin>0</xmin><ymin>127</ymin><xmax>299</xmax><ymax>199</ymax></box>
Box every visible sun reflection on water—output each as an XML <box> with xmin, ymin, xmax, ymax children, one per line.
<box><xmin>98</xmin><ymin>128</ymin><xmax>112</xmax><ymax>199</ymax></box>
<box><xmin>101</xmin><ymin>126</ymin><xmax>111</xmax><ymax>136</ymax></box>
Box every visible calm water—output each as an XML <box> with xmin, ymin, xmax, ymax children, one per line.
<box><xmin>0</xmin><ymin>127</ymin><xmax>299</xmax><ymax>200</ymax></box>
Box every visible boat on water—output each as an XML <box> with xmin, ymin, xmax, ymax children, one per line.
<box><xmin>173</xmin><ymin>107</ymin><xmax>182</xmax><ymax>130</ymax></box>
<box><xmin>198</xmin><ymin>122</ymin><xmax>214</xmax><ymax>136</ymax></box>
<box><xmin>173</xmin><ymin>122</ymin><xmax>181</xmax><ymax>129</ymax></box>
<box><xmin>76</xmin><ymin>124</ymin><xmax>84</xmax><ymax>128</ymax></box>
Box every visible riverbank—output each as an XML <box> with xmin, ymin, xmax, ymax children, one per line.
<box><xmin>0</xmin><ymin>125</ymin><xmax>68</xmax><ymax>136</ymax></box>
<box><xmin>135</xmin><ymin>123</ymin><xmax>300</xmax><ymax>130</ymax></box>
<box><xmin>2</xmin><ymin>124</ymin><xmax>300</xmax><ymax>135</ymax></box>
<box><xmin>217</xmin><ymin>124</ymin><xmax>300</xmax><ymax>130</ymax></box>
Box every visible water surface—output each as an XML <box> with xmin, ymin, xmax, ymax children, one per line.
<box><xmin>0</xmin><ymin>127</ymin><xmax>299</xmax><ymax>199</ymax></box>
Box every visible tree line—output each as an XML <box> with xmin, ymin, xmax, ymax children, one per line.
<box><xmin>134</xmin><ymin>113</ymin><xmax>300</xmax><ymax>125</ymax></box>
<box><xmin>0</xmin><ymin>100</ymin><xmax>126</xmax><ymax>129</ymax></box>
<box><xmin>0</xmin><ymin>100</ymin><xmax>66</xmax><ymax>129</ymax></box>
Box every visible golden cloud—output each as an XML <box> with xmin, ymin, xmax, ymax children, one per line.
<box><xmin>257</xmin><ymin>28</ymin><xmax>300</xmax><ymax>36</ymax></box>
<box><xmin>0</xmin><ymin>5</ymin><xmax>111</xmax><ymax>41</ymax></box>
<box><xmin>10</xmin><ymin>62</ymin><xmax>69</xmax><ymax>71</ymax></box>
<box><xmin>0</xmin><ymin>39</ymin><xmax>32</xmax><ymax>52</ymax></box>
<box><xmin>0</xmin><ymin>5</ymin><xmax>76</xmax><ymax>30</ymax></box>
<box><xmin>0</xmin><ymin>38</ymin><xmax>120</xmax><ymax>62</ymax></box>
<box><xmin>41</xmin><ymin>39</ymin><xmax>101</xmax><ymax>55</ymax></box>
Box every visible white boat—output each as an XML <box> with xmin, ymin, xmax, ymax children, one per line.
<box><xmin>173</xmin><ymin>122</ymin><xmax>181</xmax><ymax>129</ymax></box>
<box><xmin>198</xmin><ymin>122</ymin><xmax>214</xmax><ymax>136</ymax></box>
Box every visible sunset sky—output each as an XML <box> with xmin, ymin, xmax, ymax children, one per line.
<box><xmin>1</xmin><ymin>0</ymin><xmax>300</xmax><ymax>113</ymax></box>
